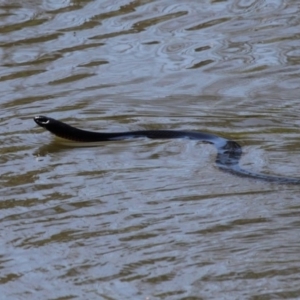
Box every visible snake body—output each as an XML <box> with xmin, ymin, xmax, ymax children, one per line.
<box><xmin>34</xmin><ymin>115</ymin><xmax>300</xmax><ymax>184</ymax></box>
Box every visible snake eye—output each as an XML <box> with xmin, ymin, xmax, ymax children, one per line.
<box><xmin>34</xmin><ymin>116</ymin><xmax>50</xmax><ymax>125</ymax></box>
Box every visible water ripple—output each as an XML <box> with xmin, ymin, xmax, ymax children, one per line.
<box><xmin>1</xmin><ymin>0</ymin><xmax>300</xmax><ymax>299</ymax></box>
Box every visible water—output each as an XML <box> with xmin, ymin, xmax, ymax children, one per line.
<box><xmin>1</xmin><ymin>0</ymin><xmax>300</xmax><ymax>299</ymax></box>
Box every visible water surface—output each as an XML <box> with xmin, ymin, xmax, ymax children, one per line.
<box><xmin>1</xmin><ymin>0</ymin><xmax>300</xmax><ymax>299</ymax></box>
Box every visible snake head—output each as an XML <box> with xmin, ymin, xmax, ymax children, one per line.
<box><xmin>34</xmin><ymin>115</ymin><xmax>50</xmax><ymax>127</ymax></box>
<box><xmin>33</xmin><ymin>115</ymin><xmax>93</xmax><ymax>141</ymax></box>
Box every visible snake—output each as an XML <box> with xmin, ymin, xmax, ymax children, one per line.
<box><xmin>34</xmin><ymin>115</ymin><xmax>300</xmax><ymax>184</ymax></box>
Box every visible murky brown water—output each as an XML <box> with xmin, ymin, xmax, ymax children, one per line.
<box><xmin>1</xmin><ymin>0</ymin><xmax>300</xmax><ymax>299</ymax></box>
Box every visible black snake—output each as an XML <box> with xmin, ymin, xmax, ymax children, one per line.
<box><xmin>34</xmin><ymin>115</ymin><xmax>300</xmax><ymax>184</ymax></box>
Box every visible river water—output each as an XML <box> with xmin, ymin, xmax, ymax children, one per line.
<box><xmin>1</xmin><ymin>0</ymin><xmax>300</xmax><ymax>299</ymax></box>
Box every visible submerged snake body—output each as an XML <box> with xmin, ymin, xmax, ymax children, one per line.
<box><xmin>34</xmin><ymin>115</ymin><xmax>300</xmax><ymax>184</ymax></box>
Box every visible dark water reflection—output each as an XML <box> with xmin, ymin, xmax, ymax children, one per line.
<box><xmin>1</xmin><ymin>0</ymin><xmax>300</xmax><ymax>299</ymax></box>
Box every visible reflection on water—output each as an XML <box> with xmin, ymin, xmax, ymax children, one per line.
<box><xmin>1</xmin><ymin>0</ymin><xmax>300</xmax><ymax>299</ymax></box>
